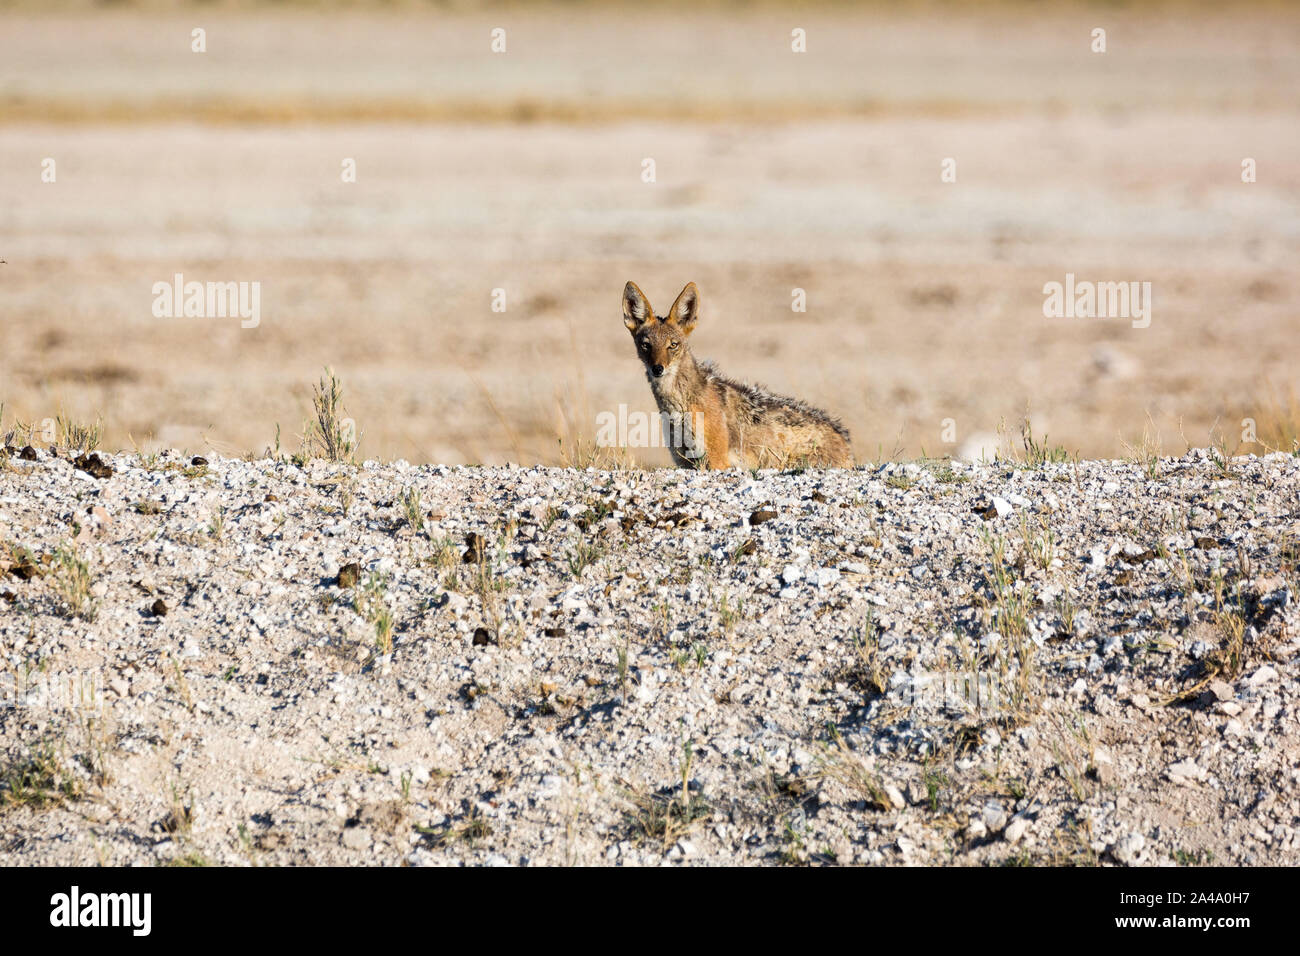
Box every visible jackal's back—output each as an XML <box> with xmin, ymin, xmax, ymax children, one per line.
<box><xmin>703</xmin><ymin>362</ymin><xmax>853</xmax><ymax>468</ymax></box>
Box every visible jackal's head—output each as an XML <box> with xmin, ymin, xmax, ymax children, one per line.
<box><xmin>622</xmin><ymin>281</ymin><xmax>699</xmax><ymax>382</ymax></box>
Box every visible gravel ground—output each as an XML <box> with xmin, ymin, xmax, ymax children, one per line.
<box><xmin>1</xmin><ymin>447</ymin><xmax>1298</xmax><ymax>866</ymax></box>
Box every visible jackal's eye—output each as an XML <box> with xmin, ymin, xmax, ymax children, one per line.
<box><xmin>668</xmin><ymin>341</ymin><xmax>679</xmax><ymax>350</ymax></box>
<box><xmin>639</xmin><ymin>341</ymin><xmax>648</xmax><ymax>351</ymax></box>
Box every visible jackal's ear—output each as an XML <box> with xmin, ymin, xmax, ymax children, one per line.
<box><xmin>623</xmin><ymin>281</ymin><xmax>652</xmax><ymax>331</ymax></box>
<box><xmin>668</xmin><ymin>282</ymin><xmax>699</xmax><ymax>334</ymax></box>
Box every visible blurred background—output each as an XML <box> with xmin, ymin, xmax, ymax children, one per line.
<box><xmin>1</xmin><ymin>1</ymin><xmax>1297</xmax><ymax>465</ymax></box>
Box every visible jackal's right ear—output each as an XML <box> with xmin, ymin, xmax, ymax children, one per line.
<box><xmin>623</xmin><ymin>281</ymin><xmax>652</xmax><ymax>331</ymax></box>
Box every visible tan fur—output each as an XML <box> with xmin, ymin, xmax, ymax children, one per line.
<box><xmin>622</xmin><ymin>281</ymin><xmax>853</xmax><ymax>469</ymax></box>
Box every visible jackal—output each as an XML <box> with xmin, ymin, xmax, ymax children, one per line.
<box><xmin>622</xmin><ymin>281</ymin><xmax>853</xmax><ymax>469</ymax></box>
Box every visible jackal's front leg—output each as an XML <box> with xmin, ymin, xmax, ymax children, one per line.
<box><xmin>701</xmin><ymin>407</ymin><xmax>731</xmax><ymax>469</ymax></box>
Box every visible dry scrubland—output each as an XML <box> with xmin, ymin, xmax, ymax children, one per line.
<box><xmin>0</xmin><ymin>437</ymin><xmax>1298</xmax><ymax>865</ymax></box>
<box><xmin>0</xmin><ymin>3</ymin><xmax>1297</xmax><ymax>463</ymax></box>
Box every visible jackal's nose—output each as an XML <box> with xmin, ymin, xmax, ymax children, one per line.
<box><xmin>652</xmin><ymin>364</ymin><xmax>665</xmax><ymax>377</ymax></box>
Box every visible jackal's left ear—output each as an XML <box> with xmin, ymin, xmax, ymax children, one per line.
<box><xmin>668</xmin><ymin>282</ymin><xmax>699</xmax><ymax>334</ymax></box>
<box><xmin>623</xmin><ymin>281</ymin><xmax>652</xmax><ymax>331</ymax></box>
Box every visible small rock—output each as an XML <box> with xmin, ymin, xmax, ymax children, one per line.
<box><xmin>1004</xmin><ymin>817</ymin><xmax>1029</xmax><ymax>844</ymax></box>
<box><xmin>73</xmin><ymin>453</ymin><xmax>113</xmax><ymax>479</ymax></box>
<box><xmin>336</xmin><ymin>562</ymin><xmax>361</xmax><ymax>589</ymax></box>
<box><xmin>341</xmin><ymin>826</ymin><xmax>371</xmax><ymax>850</ymax></box>
<box><xmin>1113</xmin><ymin>832</ymin><xmax>1145</xmax><ymax>865</ymax></box>
<box><xmin>1245</xmin><ymin>665</ymin><xmax>1277</xmax><ymax>687</ymax></box>
<box><xmin>811</xmin><ymin>567</ymin><xmax>841</xmax><ymax>588</ymax></box>
<box><xmin>1166</xmin><ymin>758</ymin><xmax>1206</xmax><ymax>784</ymax></box>
<box><xmin>439</xmin><ymin>591</ymin><xmax>469</xmax><ymax>616</ymax></box>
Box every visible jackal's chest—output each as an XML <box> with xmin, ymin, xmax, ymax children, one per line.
<box><xmin>645</xmin><ymin>390</ymin><xmax>702</xmax><ymax>462</ymax></box>
<box><xmin>655</xmin><ymin>404</ymin><xmax>708</xmax><ymax>465</ymax></box>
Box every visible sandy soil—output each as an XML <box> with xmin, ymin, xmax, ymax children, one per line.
<box><xmin>0</xmin><ymin>4</ymin><xmax>1297</xmax><ymax>464</ymax></box>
